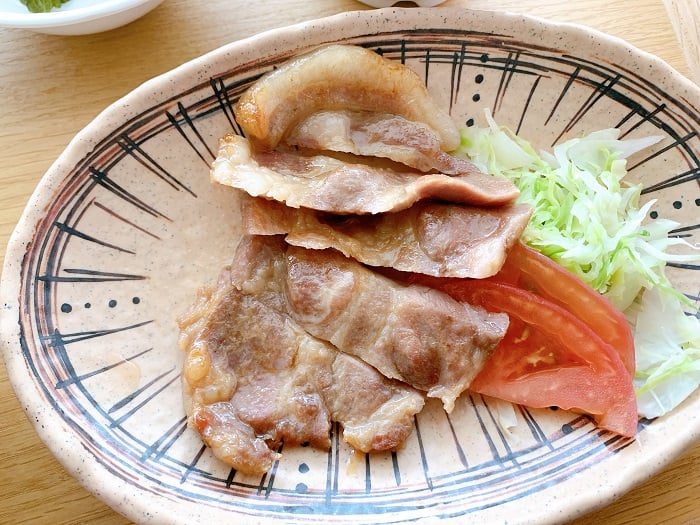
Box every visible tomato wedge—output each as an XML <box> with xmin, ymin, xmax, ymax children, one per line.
<box><xmin>496</xmin><ymin>242</ymin><xmax>635</xmax><ymax>376</ymax></box>
<box><xmin>408</xmin><ymin>243</ymin><xmax>638</xmax><ymax>437</ymax></box>
<box><xmin>435</xmin><ymin>279</ymin><xmax>637</xmax><ymax>436</ymax></box>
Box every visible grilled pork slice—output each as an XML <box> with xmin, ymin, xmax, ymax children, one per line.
<box><xmin>283</xmin><ymin>244</ymin><xmax>509</xmax><ymax>412</ymax></box>
<box><xmin>210</xmin><ymin>134</ymin><xmax>519</xmax><ymax>214</ymax></box>
<box><xmin>242</xmin><ymin>195</ymin><xmax>533</xmax><ymax>278</ymax></box>
<box><xmin>234</xmin><ymin>44</ymin><xmax>460</xmax><ymax>151</ymax></box>
<box><xmin>178</xmin><ymin>237</ymin><xmax>424</xmax><ymax>475</ymax></box>
<box><xmin>285</xmin><ymin>110</ymin><xmax>476</xmax><ymax>174</ymax></box>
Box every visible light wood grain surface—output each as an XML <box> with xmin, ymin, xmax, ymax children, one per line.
<box><xmin>1</xmin><ymin>1</ymin><xmax>698</xmax><ymax>524</ymax></box>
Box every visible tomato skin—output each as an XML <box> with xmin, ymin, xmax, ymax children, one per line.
<box><xmin>499</xmin><ymin>242</ymin><xmax>635</xmax><ymax>377</ymax></box>
<box><xmin>436</xmin><ymin>279</ymin><xmax>637</xmax><ymax>437</ymax></box>
<box><xmin>408</xmin><ymin>251</ymin><xmax>639</xmax><ymax>438</ymax></box>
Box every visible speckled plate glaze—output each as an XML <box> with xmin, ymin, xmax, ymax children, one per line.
<box><xmin>1</xmin><ymin>8</ymin><xmax>699</xmax><ymax>525</ymax></box>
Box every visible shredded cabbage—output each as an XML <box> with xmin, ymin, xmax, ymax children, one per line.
<box><xmin>629</xmin><ymin>288</ymin><xmax>700</xmax><ymax>418</ymax></box>
<box><xmin>456</xmin><ymin>111</ymin><xmax>700</xmax><ymax>419</ymax></box>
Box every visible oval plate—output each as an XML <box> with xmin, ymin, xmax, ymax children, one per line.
<box><xmin>1</xmin><ymin>7</ymin><xmax>699</xmax><ymax>525</ymax></box>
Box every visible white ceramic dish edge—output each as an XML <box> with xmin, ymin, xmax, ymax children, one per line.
<box><xmin>0</xmin><ymin>0</ymin><xmax>165</xmax><ymax>35</ymax></box>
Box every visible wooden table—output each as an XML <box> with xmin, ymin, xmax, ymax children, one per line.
<box><xmin>1</xmin><ymin>1</ymin><xmax>698</xmax><ymax>523</ymax></box>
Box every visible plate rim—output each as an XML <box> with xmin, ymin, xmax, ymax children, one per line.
<box><xmin>1</xmin><ymin>7</ymin><xmax>699</xmax><ymax>524</ymax></box>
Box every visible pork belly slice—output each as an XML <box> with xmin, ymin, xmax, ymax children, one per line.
<box><xmin>242</xmin><ymin>195</ymin><xmax>533</xmax><ymax>278</ymax></box>
<box><xmin>211</xmin><ymin>133</ymin><xmax>519</xmax><ymax>214</ymax></box>
<box><xmin>234</xmin><ymin>44</ymin><xmax>460</xmax><ymax>151</ymax></box>
<box><xmin>283</xmin><ymin>244</ymin><xmax>509</xmax><ymax>412</ymax></box>
<box><xmin>285</xmin><ymin>110</ymin><xmax>476</xmax><ymax>174</ymax></box>
<box><xmin>178</xmin><ymin>240</ymin><xmax>424</xmax><ymax>475</ymax></box>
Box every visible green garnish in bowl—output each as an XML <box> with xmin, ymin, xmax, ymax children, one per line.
<box><xmin>20</xmin><ymin>0</ymin><xmax>70</xmax><ymax>13</ymax></box>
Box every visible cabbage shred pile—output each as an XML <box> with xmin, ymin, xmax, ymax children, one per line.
<box><xmin>456</xmin><ymin>112</ymin><xmax>700</xmax><ymax>419</ymax></box>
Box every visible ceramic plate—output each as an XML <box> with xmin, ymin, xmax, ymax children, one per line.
<box><xmin>2</xmin><ymin>7</ymin><xmax>699</xmax><ymax>525</ymax></box>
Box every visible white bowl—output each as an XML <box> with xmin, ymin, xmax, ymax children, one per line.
<box><xmin>1</xmin><ymin>7</ymin><xmax>699</xmax><ymax>525</ymax></box>
<box><xmin>0</xmin><ymin>0</ymin><xmax>165</xmax><ymax>35</ymax></box>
